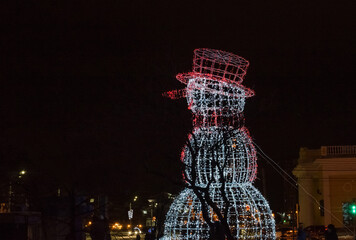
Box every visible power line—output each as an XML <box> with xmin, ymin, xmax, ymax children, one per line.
<box><xmin>253</xmin><ymin>142</ymin><xmax>354</xmax><ymax>235</ymax></box>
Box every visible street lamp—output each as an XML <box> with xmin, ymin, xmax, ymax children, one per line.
<box><xmin>18</xmin><ymin>170</ymin><xmax>26</xmax><ymax>179</ymax></box>
<box><xmin>8</xmin><ymin>169</ymin><xmax>28</xmax><ymax>212</ymax></box>
<box><xmin>129</xmin><ymin>196</ymin><xmax>138</xmax><ymax>226</ymax></box>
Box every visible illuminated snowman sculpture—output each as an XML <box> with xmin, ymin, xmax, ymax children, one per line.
<box><xmin>163</xmin><ymin>49</ymin><xmax>275</xmax><ymax>239</ymax></box>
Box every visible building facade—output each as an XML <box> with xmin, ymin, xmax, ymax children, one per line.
<box><xmin>293</xmin><ymin>145</ymin><xmax>356</xmax><ymax>227</ymax></box>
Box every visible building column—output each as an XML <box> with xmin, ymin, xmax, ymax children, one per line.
<box><xmin>322</xmin><ymin>173</ymin><xmax>331</xmax><ymax>225</ymax></box>
<box><xmin>298</xmin><ymin>176</ymin><xmax>314</xmax><ymax>226</ymax></box>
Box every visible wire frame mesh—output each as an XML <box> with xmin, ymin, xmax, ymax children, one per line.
<box><xmin>164</xmin><ymin>184</ymin><xmax>275</xmax><ymax>240</ymax></box>
<box><xmin>181</xmin><ymin>127</ymin><xmax>257</xmax><ymax>186</ymax></box>
<box><xmin>185</xmin><ymin>76</ymin><xmax>253</xmax><ymax>119</ymax></box>
<box><xmin>193</xmin><ymin>49</ymin><xmax>249</xmax><ymax>84</ymax></box>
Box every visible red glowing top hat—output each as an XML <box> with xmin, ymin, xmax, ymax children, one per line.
<box><xmin>176</xmin><ymin>48</ymin><xmax>250</xmax><ymax>85</ymax></box>
<box><xmin>163</xmin><ymin>48</ymin><xmax>254</xmax><ymax>99</ymax></box>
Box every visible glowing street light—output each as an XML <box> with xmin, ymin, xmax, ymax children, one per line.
<box><xmin>129</xmin><ymin>196</ymin><xmax>138</xmax><ymax>226</ymax></box>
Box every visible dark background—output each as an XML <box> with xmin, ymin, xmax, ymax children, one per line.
<box><xmin>0</xmin><ymin>0</ymin><xmax>355</xmax><ymax>211</ymax></box>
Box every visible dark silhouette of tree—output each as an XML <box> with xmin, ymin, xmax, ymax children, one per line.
<box><xmin>181</xmin><ymin>129</ymin><xmax>234</xmax><ymax>240</ymax></box>
<box><xmin>146</xmin><ymin>129</ymin><xmax>236</xmax><ymax>239</ymax></box>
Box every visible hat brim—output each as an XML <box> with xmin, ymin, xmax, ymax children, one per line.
<box><xmin>176</xmin><ymin>72</ymin><xmax>255</xmax><ymax>98</ymax></box>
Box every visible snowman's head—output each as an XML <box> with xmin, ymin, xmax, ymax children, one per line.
<box><xmin>186</xmin><ymin>76</ymin><xmax>252</xmax><ymax>117</ymax></box>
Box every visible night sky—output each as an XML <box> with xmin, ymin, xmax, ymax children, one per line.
<box><xmin>1</xmin><ymin>0</ymin><xmax>355</xmax><ymax>211</ymax></box>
